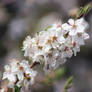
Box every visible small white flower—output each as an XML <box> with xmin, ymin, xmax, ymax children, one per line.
<box><xmin>62</xmin><ymin>18</ymin><xmax>89</xmax><ymax>36</ymax></box>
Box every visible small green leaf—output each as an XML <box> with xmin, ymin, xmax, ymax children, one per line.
<box><xmin>14</xmin><ymin>85</ymin><xmax>21</xmax><ymax>92</ymax></box>
<box><xmin>84</xmin><ymin>3</ymin><xmax>92</xmax><ymax>14</ymax></box>
<box><xmin>64</xmin><ymin>76</ymin><xmax>73</xmax><ymax>92</ymax></box>
<box><xmin>45</xmin><ymin>25</ymin><xmax>52</xmax><ymax>31</ymax></box>
<box><xmin>78</xmin><ymin>7</ymin><xmax>84</xmax><ymax>17</ymax></box>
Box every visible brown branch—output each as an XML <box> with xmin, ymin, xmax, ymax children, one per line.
<box><xmin>30</xmin><ymin>62</ymin><xmax>40</xmax><ymax>68</ymax></box>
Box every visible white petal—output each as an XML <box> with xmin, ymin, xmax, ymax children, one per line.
<box><xmin>2</xmin><ymin>72</ymin><xmax>8</xmax><ymax>80</ymax></box>
<box><xmin>4</xmin><ymin>65</ymin><xmax>10</xmax><ymax>71</ymax></box>
<box><xmin>68</xmin><ymin>19</ymin><xmax>75</xmax><ymax>25</ymax></box>
<box><xmin>17</xmin><ymin>72</ymin><xmax>24</xmax><ymax>81</ymax></box>
<box><xmin>77</xmin><ymin>25</ymin><xmax>85</xmax><ymax>33</ymax></box>
<box><xmin>62</xmin><ymin>23</ymin><xmax>71</xmax><ymax>31</ymax></box>
<box><xmin>8</xmin><ymin>74</ymin><xmax>16</xmax><ymax>82</ymax></box>
<box><xmin>83</xmin><ymin>32</ymin><xmax>89</xmax><ymax>40</ymax></box>
<box><xmin>76</xmin><ymin>18</ymin><xmax>84</xmax><ymax>24</ymax></box>
<box><xmin>69</xmin><ymin>30</ymin><xmax>77</xmax><ymax>36</ymax></box>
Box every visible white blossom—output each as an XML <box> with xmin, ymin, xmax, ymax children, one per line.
<box><xmin>2</xmin><ymin>59</ymin><xmax>37</xmax><ymax>87</ymax></box>
<box><xmin>62</xmin><ymin>18</ymin><xmax>89</xmax><ymax>36</ymax></box>
<box><xmin>0</xmin><ymin>17</ymin><xmax>90</xmax><ymax>92</ymax></box>
<box><xmin>22</xmin><ymin>17</ymin><xmax>89</xmax><ymax>71</ymax></box>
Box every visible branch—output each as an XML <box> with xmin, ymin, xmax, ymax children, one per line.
<box><xmin>30</xmin><ymin>62</ymin><xmax>40</xmax><ymax>68</ymax></box>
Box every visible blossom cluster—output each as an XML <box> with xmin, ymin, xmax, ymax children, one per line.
<box><xmin>23</xmin><ymin>17</ymin><xmax>89</xmax><ymax>71</ymax></box>
<box><xmin>2</xmin><ymin>59</ymin><xmax>37</xmax><ymax>88</ymax></box>
<box><xmin>0</xmin><ymin>17</ymin><xmax>89</xmax><ymax>92</ymax></box>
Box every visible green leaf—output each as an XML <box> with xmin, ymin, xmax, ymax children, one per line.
<box><xmin>14</xmin><ymin>85</ymin><xmax>21</xmax><ymax>92</ymax></box>
<box><xmin>77</xmin><ymin>2</ymin><xmax>92</xmax><ymax>18</ymax></box>
<box><xmin>45</xmin><ymin>25</ymin><xmax>52</xmax><ymax>31</ymax></box>
<box><xmin>78</xmin><ymin>7</ymin><xmax>84</xmax><ymax>17</ymax></box>
<box><xmin>64</xmin><ymin>76</ymin><xmax>73</xmax><ymax>92</ymax></box>
<box><xmin>84</xmin><ymin>3</ymin><xmax>92</xmax><ymax>14</ymax></box>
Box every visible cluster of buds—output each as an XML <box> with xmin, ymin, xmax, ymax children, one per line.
<box><xmin>1</xmin><ymin>59</ymin><xmax>37</xmax><ymax>90</ymax></box>
<box><xmin>23</xmin><ymin>17</ymin><xmax>89</xmax><ymax>71</ymax></box>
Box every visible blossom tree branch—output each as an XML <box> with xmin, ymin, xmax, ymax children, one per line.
<box><xmin>0</xmin><ymin>2</ymin><xmax>92</xmax><ymax>92</ymax></box>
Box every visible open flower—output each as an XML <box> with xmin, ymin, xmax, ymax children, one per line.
<box><xmin>62</xmin><ymin>18</ymin><xmax>89</xmax><ymax>36</ymax></box>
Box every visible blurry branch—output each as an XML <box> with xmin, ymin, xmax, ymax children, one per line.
<box><xmin>63</xmin><ymin>76</ymin><xmax>73</xmax><ymax>92</ymax></box>
<box><xmin>30</xmin><ymin>62</ymin><xmax>40</xmax><ymax>68</ymax></box>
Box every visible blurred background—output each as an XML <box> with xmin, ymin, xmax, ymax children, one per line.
<box><xmin>0</xmin><ymin>0</ymin><xmax>92</xmax><ymax>92</ymax></box>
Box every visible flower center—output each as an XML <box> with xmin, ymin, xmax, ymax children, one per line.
<box><xmin>19</xmin><ymin>66</ymin><xmax>24</xmax><ymax>70</ymax></box>
<box><xmin>72</xmin><ymin>24</ymin><xmax>76</xmax><ymax>29</ymax></box>
<box><xmin>52</xmin><ymin>36</ymin><xmax>57</xmax><ymax>42</ymax></box>
<box><xmin>77</xmin><ymin>33</ymin><xmax>82</xmax><ymax>37</ymax></box>
<box><xmin>37</xmin><ymin>45</ymin><xmax>43</xmax><ymax>50</ymax></box>
<box><xmin>47</xmin><ymin>39</ymin><xmax>52</xmax><ymax>44</ymax></box>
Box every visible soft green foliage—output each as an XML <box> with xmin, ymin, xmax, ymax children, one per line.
<box><xmin>64</xmin><ymin>76</ymin><xmax>73</xmax><ymax>92</ymax></box>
